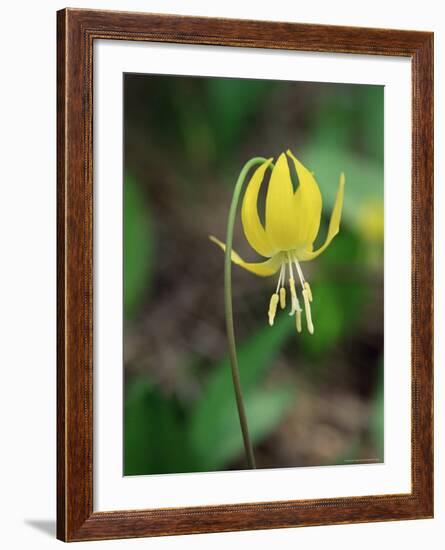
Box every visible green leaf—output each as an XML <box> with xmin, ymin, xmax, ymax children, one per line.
<box><xmin>246</xmin><ymin>388</ymin><xmax>294</xmax><ymax>443</ymax></box>
<box><xmin>124</xmin><ymin>174</ymin><xmax>153</xmax><ymax>318</ymax></box>
<box><xmin>188</xmin><ymin>316</ymin><xmax>294</xmax><ymax>470</ymax></box>
<box><xmin>124</xmin><ymin>377</ymin><xmax>198</xmax><ymax>475</ymax></box>
<box><xmin>199</xmin><ymin>386</ymin><xmax>294</xmax><ymax>469</ymax></box>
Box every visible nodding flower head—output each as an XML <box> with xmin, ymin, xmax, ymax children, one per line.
<box><xmin>210</xmin><ymin>150</ymin><xmax>345</xmax><ymax>334</ymax></box>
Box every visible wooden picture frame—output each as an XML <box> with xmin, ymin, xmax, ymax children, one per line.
<box><xmin>57</xmin><ymin>8</ymin><xmax>433</xmax><ymax>542</ymax></box>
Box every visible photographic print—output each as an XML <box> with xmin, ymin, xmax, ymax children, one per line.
<box><xmin>123</xmin><ymin>74</ymin><xmax>384</xmax><ymax>476</ymax></box>
<box><xmin>57</xmin><ymin>9</ymin><xmax>433</xmax><ymax>540</ymax></box>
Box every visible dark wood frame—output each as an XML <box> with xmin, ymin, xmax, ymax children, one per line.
<box><xmin>57</xmin><ymin>7</ymin><xmax>434</xmax><ymax>542</ymax></box>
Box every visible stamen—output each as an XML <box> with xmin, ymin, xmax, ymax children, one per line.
<box><xmin>302</xmin><ymin>288</ymin><xmax>314</xmax><ymax>334</ymax></box>
<box><xmin>293</xmin><ymin>255</ymin><xmax>306</xmax><ymax>290</ymax></box>
<box><xmin>304</xmin><ymin>281</ymin><xmax>313</xmax><ymax>302</ymax></box>
<box><xmin>268</xmin><ymin>293</ymin><xmax>279</xmax><ymax>326</ymax></box>
<box><xmin>287</xmin><ymin>253</ymin><xmax>298</xmax><ymax>316</ymax></box>
<box><xmin>288</xmin><ymin>277</ymin><xmax>298</xmax><ymax>316</ymax></box>
<box><xmin>290</xmin><ymin>254</ymin><xmax>313</xmax><ymax>334</ymax></box>
<box><xmin>279</xmin><ymin>287</ymin><xmax>286</xmax><ymax>309</ymax></box>
<box><xmin>275</xmin><ymin>263</ymin><xmax>284</xmax><ymax>294</ymax></box>
<box><xmin>291</xmin><ymin>280</ymin><xmax>303</xmax><ymax>331</ymax></box>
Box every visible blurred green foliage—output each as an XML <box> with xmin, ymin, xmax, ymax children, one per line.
<box><xmin>125</xmin><ymin>316</ymin><xmax>294</xmax><ymax>474</ymax></box>
<box><xmin>124</xmin><ymin>378</ymin><xmax>194</xmax><ymax>475</ymax></box>
<box><xmin>124</xmin><ymin>75</ymin><xmax>384</xmax><ymax>475</ymax></box>
<box><xmin>207</xmin><ymin>79</ymin><xmax>271</xmax><ymax>155</ymax></box>
<box><xmin>299</xmin><ymin>279</ymin><xmax>368</xmax><ymax>360</ymax></box>
<box><xmin>124</xmin><ymin>174</ymin><xmax>153</xmax><ymax>318</ymax></box>
<box><xmin>302</xmin><ymin>145</ymin><xmax>383</xmax><ymax>230</ymax></box>
<box><xmin>188</xmin><ymin>315</ymin><xmax>294</xmax><ymax>469</ymax></box>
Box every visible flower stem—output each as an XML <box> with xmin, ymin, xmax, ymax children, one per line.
<box><xmin>224</xmin><ymin>156</ymin><xmax>267</xmax><ymax>469</ymax></box>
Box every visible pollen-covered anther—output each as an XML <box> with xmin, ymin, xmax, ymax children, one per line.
<box><xmin>279</xmin><ymin>287</ymin><xmax>286</xmax><ymax>309</ymax></box>
<box><xmin>295</xmin><ymin>306</ymin><xmax>302</xmax><ymax>333</ymax></box>
<box><xmin>268</xmin><ymin>293</ymin><xmax>280</xmax><ymax>326</ymax></box>
<box><xmin>288</xmin><ymin>277</ymin><xmax>298</xmax><ymax>316</ymax></box>
<box><xmin>302</xmin><ymin>288</ymin><xmax>314</xmax><ymax>334</ymax></box>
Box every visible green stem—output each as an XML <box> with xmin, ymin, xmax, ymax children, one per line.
<box><xmin>224</xmin><ymin>156</ymin><xmax>268</xmax><ymax>469</ymax></box>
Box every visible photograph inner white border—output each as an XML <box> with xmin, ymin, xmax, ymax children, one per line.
<box><xmin>94</xmin><ymin>40</ymin><xmax>411</xmax><ymax>512</ymax></box>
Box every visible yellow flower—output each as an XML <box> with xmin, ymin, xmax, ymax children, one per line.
<box><xmin>210</xmin><ymin>150</ymin><xmax>345</xmax><ymax>334</ymax></box>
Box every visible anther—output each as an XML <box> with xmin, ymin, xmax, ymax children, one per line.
<box><xmin>289</xmin><ymin>278</ymin><xmax>298</xmax><ymax>315</ymax></box>
<box><xmin>279</xmin><ymin>287</ymin><xmax>286</xmax><ymax>309</ymax></box>
<box><xmin>268</xmin><ymin>293</ymin><xmax>279</xmax><ymax>326</ymax></box>
<box><xmin>304</xmin><ymin>281</ymin><xmax>313</xmax><ymax>302</ymax></box>
<box><xmin>295</xmin><ymin>307</ymin><xmax>302</xmax><ymax>333</ymax></box>
<box><xmin>302</xmin><ymin>288</ymin><xmax>314</xmax><ymax>334</ymax></box>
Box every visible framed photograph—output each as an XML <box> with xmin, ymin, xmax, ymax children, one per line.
<box><xmin>57</xmin><ymin>8</ymin><xmax>433</xmax><ymax>542</ymax></box>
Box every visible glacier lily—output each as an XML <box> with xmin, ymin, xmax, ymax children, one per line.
<box><xmin>211</xmin><ymin>150</ymin><xmax>345</xmax><ymax>335</ymax></box>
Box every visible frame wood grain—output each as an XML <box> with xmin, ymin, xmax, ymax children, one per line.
<box><xmin>57</xmin><ymin>8</ymin><xmax>434</xmax><ymax>542</ymax></box>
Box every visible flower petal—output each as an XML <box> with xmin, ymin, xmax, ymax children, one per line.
<box><xmin>241</xmin><ymin>158</ymin><xmax>275</xmax><ymax>257</ymax></box>
<box><xmin>287</xmin><ymin>150</ymin><xmax>322</xmax><ymax>247</ymax></box>
<box><xmin>297</xmin><ymin>173</ymin><xmax>345</xmax><ymax>261</ymax></box>
<box><xmin>265</xmin><ymin>153</ymin><xmax>299</xmax><ymax>251</ymax></box>
<box><xmin>209</xmin><ymin>236</ymin><xmax>282</xmax><ymax>276</ymax></box>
